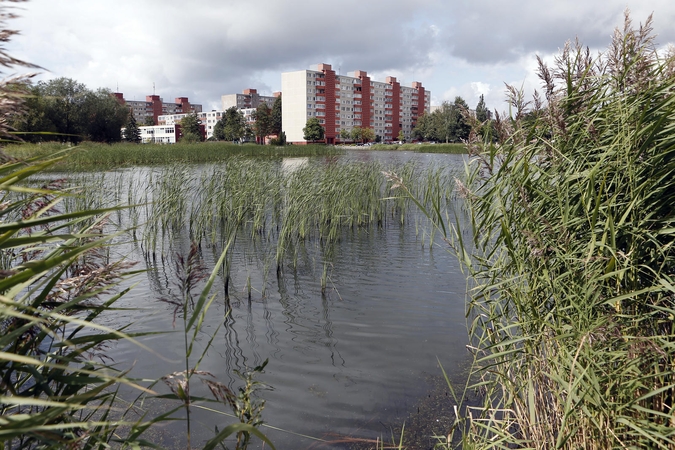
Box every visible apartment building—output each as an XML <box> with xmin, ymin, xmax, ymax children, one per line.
<box><xmin>159</xmin><ymin>111</ymin><xmax>221</xmax><ymax>140</ymax></box>
<box><xmin>221</xmin><ymin>89</ymin><xmax>279</xmax><ymax>111</ymax></box>
<box><xmin>113</xmin><ymin>93</ymin><xmax>203</xmax><ymax>125</ymax></box>
<box><xmin>281</xmin><ymin>63</ymin><xmax>431</xmax><ymax>144</ymax></box>
<box><xmin>159</xmin><ymin>108</ymin><xmax>258</xmax><ymax>140</ymax></box>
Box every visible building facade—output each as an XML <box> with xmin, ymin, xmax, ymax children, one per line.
<box><xmin>281</xmin><ymin>64</ymin><xmax>431</xmax><ymax>144</ymax></box>
<box><xmin>221</xmin><ymin>89</ymin><xmax>278</xmax><ymax>111</ymax></box>
<box><xmin>159</xmin><ymin>111</ymin><xmax>222</xmax><ymax>140</ymax></box>
<box><xmin>113</xmin><ymin>93</ymin><xmax>203</xmax><ymax>125</ymax></box>
<box><xmin>121</xmin><ymin>123</ymin><xmax>207</xmax><ymax>144</ymax></box>
<box><xmin>159</xmin><ymin>108</ymin><xmax>258</xmax><ymax>140</ymax></box>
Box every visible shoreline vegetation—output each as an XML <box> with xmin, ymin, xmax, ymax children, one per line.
<box><xmin>3</xmin><ymin>142</ymin><xmax>340</xmax><ymax>170</ymax></box>
<box><xmin>418</xmin><ymin>13</ymin><xmax>675</xmax><ymax>449</ymax></box>
<box><xmin>3</xmin><ymin>141</ymin><xmax>468</xmax><ymax>170</ymax></box>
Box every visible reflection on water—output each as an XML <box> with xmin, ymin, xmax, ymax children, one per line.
<box><xmin>82</xmin><ymin>152</ymin><xmax>470</xmax><ymax>448</ymax></box>
<box><xmin>281</xmin><ymin>156</ymin><xmax>309</xmax><ymax>173</ymax></box>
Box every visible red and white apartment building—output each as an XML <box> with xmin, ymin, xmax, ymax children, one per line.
<box><xmin>112</xmin><ymin>93</ymin><xmax>203</xmax><ymax>125</ymax></box>
<box><xmin>281</xmin><ymin>63</ymin><xmax>431</xmax><ymax>144</ymax></box>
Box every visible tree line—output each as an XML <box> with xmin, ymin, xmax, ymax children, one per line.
<box><xmin>10</xmin><ymin>77</ymin><xmax>287</xmax><ymax>145</ymax></box>
<box><xmin>301</xmin><ymin>94</ymin><xmax>492</xmax><ymax>144</ymax></box>
<box><xmin>10</xmin><ymin>77</ymin><xmax>130</xmax><ymax>143</ymax></box>
<box><xmin>411</xmin><ymin>95</ymin><xmax>491</xmax><ymax>143</ymax></box>
<box><xmin>212</xmin><ymin>96</ymin><xmax>282</xmax><ymax>144</ymax></box>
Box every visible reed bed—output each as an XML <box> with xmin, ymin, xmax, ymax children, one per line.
<box><xmin>369</xmin><ymin>143</ymin><xmax>467</xmax><ymax>154</ymax></box>
<box><xmin>3</xmin><ymin>141</ymin><xmax>341</xmax><ymax>170</ymax></box>
<box><xmin>427</xmin><ymin>14</ymin><xmax>675</xmax><ymax>449</ymax></box>
<box><xmin>59</xmin><ymin>158</ymin><xmax>457</xmax><ymax>297</ymax></box>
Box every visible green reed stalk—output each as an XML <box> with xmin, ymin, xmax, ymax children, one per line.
<box><xmin>413</xmin><ymin>14</ymin><xmax>675</xmax><ymax>449</ymax></box>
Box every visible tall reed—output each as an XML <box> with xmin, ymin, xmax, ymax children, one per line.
<box><xmin>426</xmin><ymin>13</ymin><xmax>675</xmax><ymax>449</ymax></box>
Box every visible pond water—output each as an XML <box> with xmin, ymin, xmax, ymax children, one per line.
<box><xmin>81</xmin><ymin>151</ymin><xmax>471</xmax><ymax>448</ymax></box>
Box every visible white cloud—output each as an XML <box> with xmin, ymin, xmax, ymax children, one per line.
<box><xmin>470</xmin><ymin>82</ymin><xmax>490</xmax><ymax>98</ymax></box>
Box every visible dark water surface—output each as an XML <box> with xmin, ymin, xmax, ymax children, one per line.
<box><xmin>93</xmin><ymin>151</ymin><xmax>470</xmax><ymax>448</ymax></box>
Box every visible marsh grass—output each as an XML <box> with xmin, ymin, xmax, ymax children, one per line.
<box><xmin>0</xmin><ymin>157</ymin><xmax>280</xmax><ymax>449</ymax></box>
<box><xmin>413</xmin><ymin>13</ymin><xmax>675</xmax><ymax>449</ymax></box>
<box><xmin>55</xmin><ymin>156</ymin><xmax>456</xmax><ymax>308</ymax></box>
<box><xmin>369</xmin><ymin>143</ymin><xmax>467</xmax><ymax>154</ymax></box>
<box><xmin>3</xmin><ymin>141</ymin><xmax>342</xmax><ymax>170</ymax></box>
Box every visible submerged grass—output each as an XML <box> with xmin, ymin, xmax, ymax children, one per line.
<box><xmin>3</xmin><ymin>141</ymin><xmax>342</xmax><ymax>170</ymax></box>
<box><xmin>63</xmin><ymin>158</ymin><xmax>457</xmax><ymax>293</ymax></box>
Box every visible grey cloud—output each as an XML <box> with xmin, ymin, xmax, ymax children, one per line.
<box><xmin>149</xmin><ymin>5</ymin><xmax>442</xmax><ymax>101</ymax></box>
<box><xmin>441</xmin><ymin>0</ymin><xmax>675</xmax><ymax>64</ymax></box>
<box><xmin>13</xmin><ymin>0</ymin><xmax>675</xmax><ymax>110</ymax></box>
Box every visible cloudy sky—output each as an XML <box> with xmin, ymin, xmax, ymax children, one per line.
<box><xmin>6</xmin><ymin>0</ymin><xmax>675</xmax><ymax>112</ymax></box>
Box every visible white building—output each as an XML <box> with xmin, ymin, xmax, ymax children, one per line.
<box><xmin>119</xmin><ymin>125</ymin><xmax>179</xmax><ymax>144</ymax></box>
<box><xmin>159</xmin><ymin>111</ymin><xmax>224</xmax><ymax>140</ymax></box>
<box><xmin>159</xmin><ymin>107</ymin><xmax>262</xmax><ymax>140</ymax></box>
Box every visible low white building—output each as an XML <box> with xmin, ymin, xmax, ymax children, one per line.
<box><xmin>121</xmin><ymin>125</ymin><xmax>180</xmax><ymax>143</ymax></box>
<box><xmin>139</xmin><ymin>125</ymin><xmax>178</xmax><ymax>144</ymax></box>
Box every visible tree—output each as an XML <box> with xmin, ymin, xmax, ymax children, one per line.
<box><xmin>214</xmin><ymin>107</ymin><xmax>246</xmax><ymax>142</ymax></box>
<box><xmin>80</xmin><ymin>88</ymin><xmax>129</xmax><ymax>143</ymax></box>
<box><xmin>244</xmin><ymin>124</ymin><xmax>254</xmax><ymax>142</ymax></box>
<box><xmin>361</xmin><ymin>127</ymin><xmax>375</xmax><ymax>143</ymax></box>
<box><xmin>9</xmin><ymin>82</ymin><xmax>59</xmax><ymax>142</ymax></box>
<box><xmin>252</xmin><ymin>103</ymin><xmax>272</xmax><ymax>144</ymax></box>
<box><xmin>10</xmin><ymin>78</ymin><xmax>128</xmax><ymax>143</ymax></box>
<box><xmin>397</xmin><ymin>130</ymin><xmax>405</xmax><ymax>142</ymax></box>
<box><xmin>123</xmin><ymin>109</ymin><xmax>141</xmax><ymax>143</ymax></box>
<box><xmin>180</xmin><ymin>112</ymin><xmax>203</xmax><ymax>142</ymax></box>
<box><xmin>271</xmin><ymin>96</ymin><xmax>282</xmax><ymax>136</ymax></box>
<box><xmin>475</xmin><ymin>94</ymin><xmax>490</xmax><ymax>123</ymax></box>
<box><xmin>34</xmin><ymin>78</ymin><xmax>88</xmax><ymax>142</ymax></box>
<box><xmin>475</xmin><ymin>94</ymin><xmax>494</xmax><ymax>141</ymax></box>
<box><xmin>411</xmin><ymin>98</ymin><xmax>471</xmax><ymax>143</ymax></box>
<box><xmin>269</xmin><ymin>130</ymin><xmax>286</xmax><ymax>146</ymax></box>
<box><xmin>180</xmin><ymin>131</ymin><xmax>201</xmax><ymax>143</ymax></box>
<box><xmin>350</xmin><ymin>126</ymin><xmax>363</xmax><ymax>142</ymax></box>
<box><xmin>143</xmin><ymin>116</ymin><xmax>155</xmax><ymax>126</ymax></box>
<box><xmin>411</xmin><ymin>113</ymin><xmax>429</xmax><ymax>141</ymax></box>
<box><xmin>303</xmin><ymin>117</ymin><xmax>324</xmax><ymax>141</ymax></box>
<box><xmin>449</xmin><ymin>96</ymin><xmax>471</xmax><ymax>142</ymax></box>
<box><xmin>340</xmin><ymin>128</ymin><xmax>351</xmax><ymax>142</ymax></box>
<box><xmin>212</xmin><ymin>117</ymin><xmax>225</xmax><ymax>141</ymax></box>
